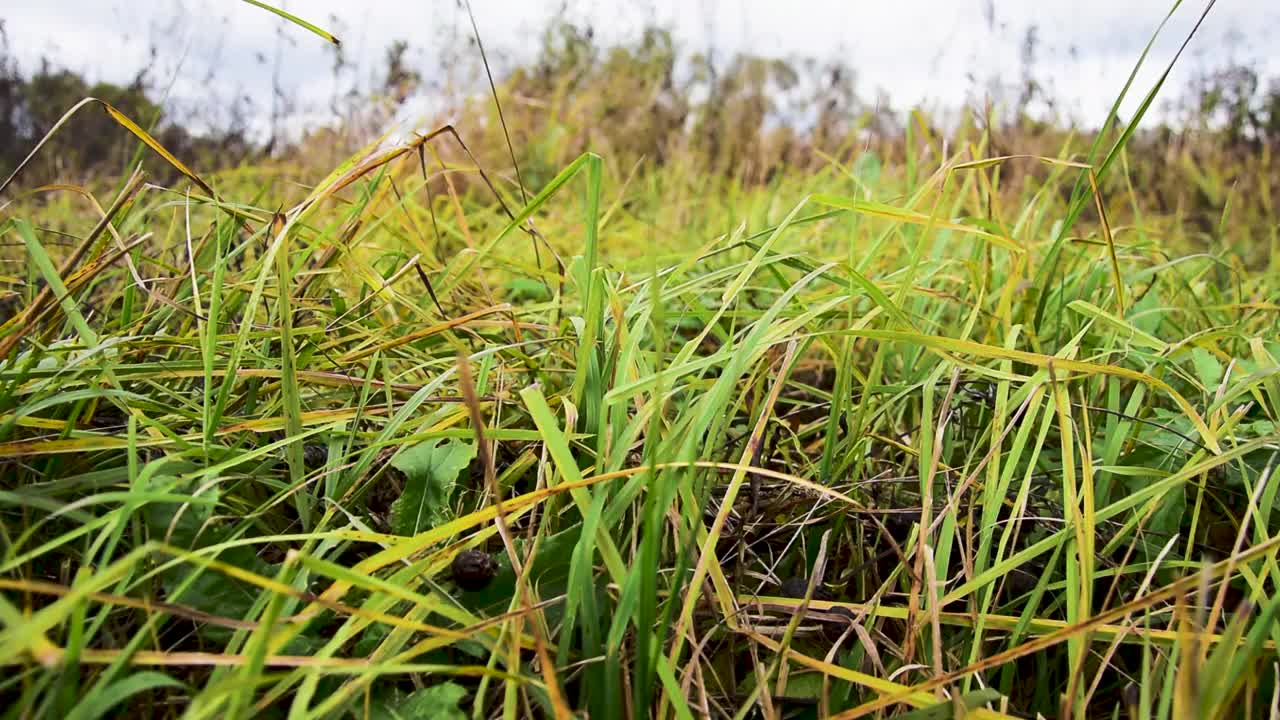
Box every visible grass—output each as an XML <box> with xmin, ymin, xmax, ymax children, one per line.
<box><xmin>1</xmin><ymin>2</ymin><xmax>1280</xmax><ymax>718</ymax></box>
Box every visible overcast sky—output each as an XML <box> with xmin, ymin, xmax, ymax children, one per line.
<box><xmin>3</xmin><ymin>1</ymin><xmax>1276</xmax><ymax>133</ymax></box>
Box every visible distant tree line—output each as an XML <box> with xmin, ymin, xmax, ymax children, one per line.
<box><xmin>2</xmin><ymin>14</ymin><xmax>1279</xmax><ymax>194</ymax></box>
<box><xmin>0</xmin><ymin>20</ymin><xmax>257</xmax><ymax>187</ymax></box>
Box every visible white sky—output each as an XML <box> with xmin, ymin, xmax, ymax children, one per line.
<box><xmin>3</xmin><ymin>1</ymin><xmax>1276</xmax><ymax>133</ymax></box>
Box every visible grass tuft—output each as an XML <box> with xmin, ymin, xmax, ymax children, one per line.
<box><xmin>2</xmin><ymin>2</ymin><xmax>1279</xmax><ymax>718</ymax></box>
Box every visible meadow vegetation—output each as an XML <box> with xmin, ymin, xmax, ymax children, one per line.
<box><xmin>1</xmin><ymin>3</ymin><xmax>1278</xmax><ymax>718</ymax></box>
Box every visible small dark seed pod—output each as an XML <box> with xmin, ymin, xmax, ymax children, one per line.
<box><xmin>451</xmin><ymin>549</ymin><xmax>498</xmax><ymax>591</ymax></box>
<box><xmin>302</xmin><ymin>443</ymin><xmax>328</xmax><ymax>469</ymax></box>
<box><xmin>778</xmin><ymin>577</ymin><xmax>833</xmax><ymax>601</ymax></box>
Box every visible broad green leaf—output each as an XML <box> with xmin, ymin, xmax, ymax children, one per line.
<box><xmin>1190</xmin><ymin>347</ymin><xmax>1223</xmax><ymax>391</ymax></box>
<box><xmin>459</xmin><ymin>523</ymin><xmax>583</xmax><ymax>621</ymax></box>
<box><xmin>68</xmin><ymin>672</ymin><xmax>185</xmax><ymax>720</ymax></box>
<box><xmin>389</xmin><ymin>438</ymin><xmax>476</xmax><ymax>536</ymax></box>
<box><xmin>896</xmin><ymin>689</ymin><xmax>1005</xmax><ymax>720</ymax></box>
<box><xmin>370</xmin><ymin>682</ymin><xmax>467</xmax><ymax>720</ymax></box>
<box><xmin>504</xmin><ymin>277</ymin><xmax>551</xmax><ymax>303</ymax></box>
